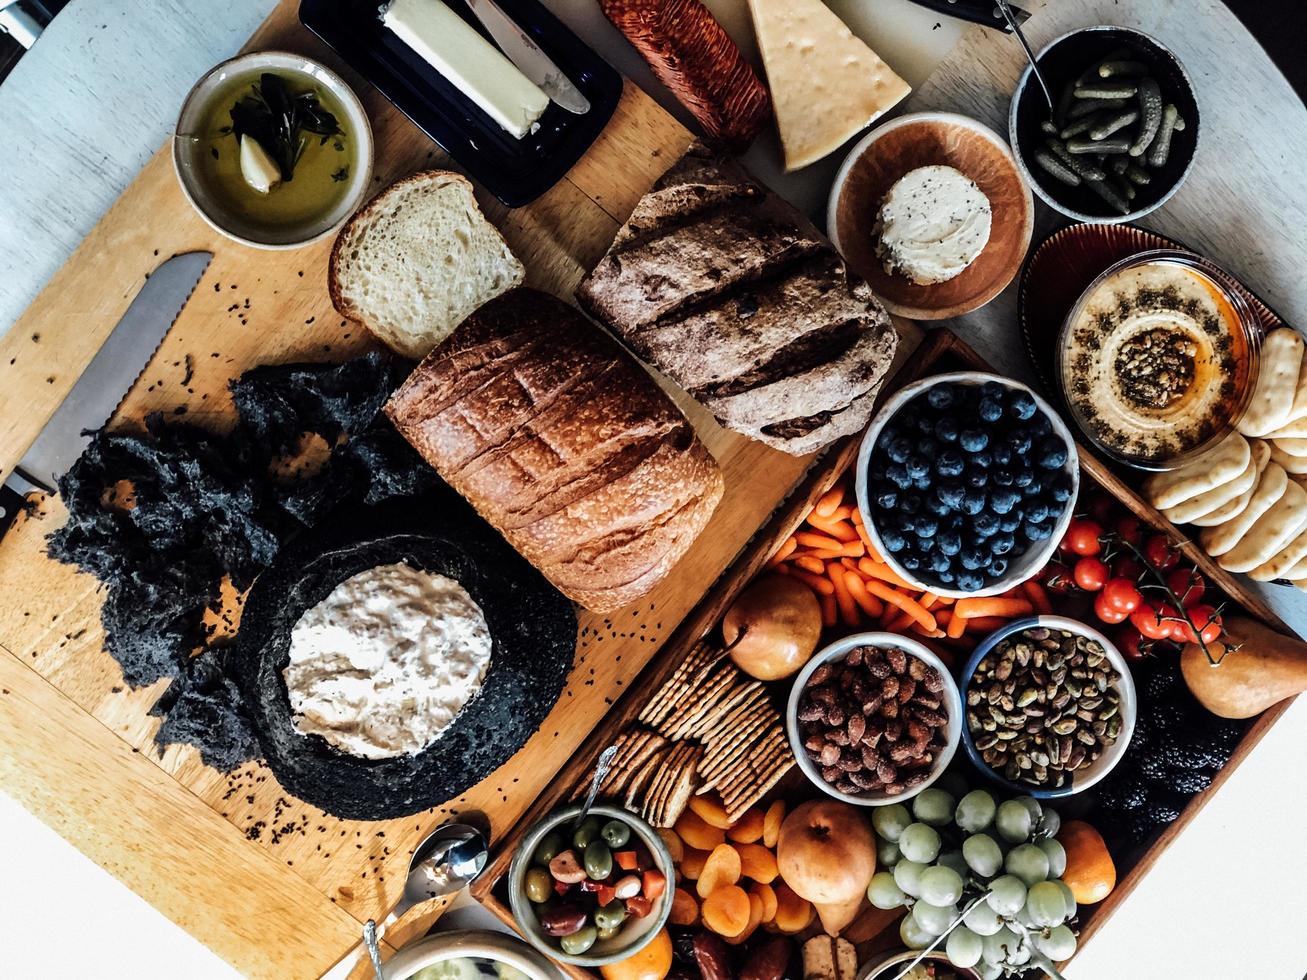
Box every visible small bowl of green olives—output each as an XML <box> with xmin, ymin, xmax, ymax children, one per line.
<box><xmin>507</xmin><ymin>803</ymin><xmax>674</xmax><ymax>966</ymax></box>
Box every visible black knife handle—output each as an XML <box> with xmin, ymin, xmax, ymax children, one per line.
<box><xmin>906</xmin><ymin>0</ymin><xmax>1023</xmax><ymax>31</ymax></box>
<box><xmin>0</xmin><ymin>484</ymin><xmax>30</xmax><ymax>541</ymax></box>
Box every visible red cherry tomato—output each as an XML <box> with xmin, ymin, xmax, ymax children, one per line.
<box><xmin>1115</xmin><ymin>515</ymin><xmax>1145</xmax><ymax>545</ymax></box>
<box><xmin>1089</xmin><ymin>496</ymin><xmax>1116</xmax><ymax>525</ymax></box>
<box><xmin>1167</xmin><ymin>567</ymin><xmax>1206</xmax><ymax>607</ymax></box>
<box><xmin>1074</xmin><ymin>557</ymin><xmax>1109</xmax><ymax>592</ymax></box>
<box><xmin>1143</xmin><ymin>534</ymin><xmax>1180</xmax><ymax>571</ymax></box>
<box><xmin>1039</xmin><ymin>560</ymin><xmax>1078</xmax><ymax>594</ymax></box>
<box><xmin>1064</xmin><ymin>518</ymin><xmax>1105</xmax><ymax>556</ymax></box>
<box><xmin>1131</xmin><ymin>603</ymin><xmax>1175</xmax><ymax>640</ymax></box>
<box><xmin>1115</xmin><ymin>625</ymin><xmax>1151</xmax><ymax>662</ymax></box>
<box><xmin>1170</xmin><ymin>604</ymin><xmax>1223</xmax><ymax>645</ymax></box>
<box><xmin>1094</xmin><ymin>591</ymin><xmax>1128</xmax><ymax>624</ymax></box>
<box><xmin>1113</xmin><ymin>556</ymin><xmax>1144</xmax><ymax>583</ymax></box>
<box><xmin>1101</xmin><ymin>577</ymin><xmax>1143</xmax><ymax>614</ymax></box>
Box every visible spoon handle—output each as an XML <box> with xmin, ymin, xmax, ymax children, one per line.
<box><xmin>574</xmin><ymin>744</ymin><xmax>619</xmax><ymax>827</ymax></box>
<box><xmin>997</xmin><ymin>0</ymin><xmax>1054</xmax><ymax>110</ymax></box>
<box><xmin>363</xmin><ymin>919</ymin><xmax>385</xmax><ymax>980</ymax></box>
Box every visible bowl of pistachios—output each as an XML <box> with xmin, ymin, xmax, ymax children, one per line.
<box><xmin>1009</xmin><ymin>26</ymin><xmax>1199</xmax><ymax>223</ymax></box>
<box><xmin>959</xmin><ymin>616</ymin><xmax>1136</xmax><ymax>799</ymax></box>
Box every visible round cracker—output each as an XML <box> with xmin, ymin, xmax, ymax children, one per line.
<box><xmin>1262</xmin><ymin>415</ymin><xmax>1307</xmax><ymax>440</ymax></box>
<box><xmin>1269</xmin><ymin>443</ymin><xmax>1307</xmax><ymax>474</ymax></box>
<box><xmin>1239</xmin><ymin>328</ymin><xmax>1304</xmax><ymax>437</ymax></box>
<box><xmin>1201</xmin><ymin>462</ymin><xmax>1288</xmax><ymax>556</ymax></box>
<box><xmin>1163</xmin><ymin>440</ymin><xmax>1263</xmax><ymax>524</ymax></box>
<box><xmin>1249</xmin><ymin>524</ymin><xmax>1307</xmax><ymax>582</ymax></box>
<box><xmin>1145</xmin><ymin>434</ymin><xmax>1250</xmax><ymax>510</ymax></box>
<box><xmin>1273</xmin><ymin>437</ymin><xmax>1307</xmax><ymax>457</ymax></box>
<box><xmin>1217</xmin><ymin>479</ymin><xmax>1307</xmax><ymax>573</ymax></box>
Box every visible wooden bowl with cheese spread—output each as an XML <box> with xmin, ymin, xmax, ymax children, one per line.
<box><xmin>827</xmin><ymin>112</ymin><xmax>1033</xmax><ymax>321</ymax></box>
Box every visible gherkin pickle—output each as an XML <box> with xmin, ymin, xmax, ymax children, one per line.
<box><xmin>533</xmin><ymin>830</ymin><xmax>566</xmax><ymax>866</ymax></box>
<box><xmin>560</xmin><ymin>924</ymin><xmax>598</xmax><ymax>955</ymax></box>
<box><xmin>572</xmin><ymin>816</ymin><xmax>602</xmax><ymax>851</ymax></box>
<box><xmin>600</xmin><ymin>820</ymin><xmax>631</xmax><ymax>849</ymax></box>
<box><xmin>594</xmin><ymin>899</ymin><xmax>628</xmax><ymax>931</ymax></box>
<box><xmin>524</xmin><ymin>867</ymin><xmax>553</xmax><ymax>904</ymax></box>
<box><xmin>584</xmin><ymin>841</ymin><xmax>613</xmax><ymax>880</ymax></box>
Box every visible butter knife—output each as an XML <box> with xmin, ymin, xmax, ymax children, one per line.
<box><xmin>901</xmin><ymin>0</ymin><xmax>1031</xmax><ymax>32</ymax></box>
<box><xmin>464</xmin><ymin>0</ymin><xmax>591</xmax><ymax>114</ymax></box>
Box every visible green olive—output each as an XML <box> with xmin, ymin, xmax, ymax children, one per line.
<box><xmin>594</xmin><ymin>898</ymin><xmax>628</xmax><ymax>931</ymax></box>
<box><xmin>559</xmin><ymin>924</ymin><xmax>598</xmax><ymax>955</ymax></box>
<box><xmin>573</xmin><ymin>816</ymin><xmax>603</xmax><ymax>851</ymax></box>
<box><xmin>600</xmin><ymin>820</ymin><xmax>631</xmax><ymax>849</ymax></box>
<box><xmin>533</xmin><ymin>830</ymin><xmax>566</xmax><ymax>866</ymax></box>
<box><xmin>596</xmin><ymin>923</ymin><xmax>622</xmax><ymax>941</ymax></box>
<box><xmin>583</xmin><ymin>841</ymin><xmax>613</xmax><ymax>880</ymax></box>
<box><xmin>524</xmin><ymin>867</ymin><xmax>553</xmax><ymax>904</ymax></box>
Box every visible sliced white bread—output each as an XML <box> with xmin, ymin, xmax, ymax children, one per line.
<box><xmin>329</xmin><ymin>170</ymin><xmax>524</xmax><ymax>359</ymax></box>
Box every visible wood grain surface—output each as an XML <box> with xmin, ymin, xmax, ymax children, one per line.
<box><xmin>0</xmin><ymin>2</ymin><xmax>920</xmax><ymax>976</ymax></box>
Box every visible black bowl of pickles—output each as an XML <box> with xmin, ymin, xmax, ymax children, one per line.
<box><xmin>1009</xmin><ymin>26</ymin><xmax>1199</xmax><ymax>223</ymax></box>
<box><xmin>507</xmin><ymin>803</ymin><xmax>674</xmax><ymax>966</ymax></box>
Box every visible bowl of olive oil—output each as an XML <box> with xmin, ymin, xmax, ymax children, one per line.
<box><xmin>174</xmin><ymin>51</ymin><xmax>373</xmax><ymax>249</ymax></box>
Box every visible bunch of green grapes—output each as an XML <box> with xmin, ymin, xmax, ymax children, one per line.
<box><xmin>866</xmin><ymin>786</ymin><xmax>1077</xmax><ymax>978</ymax></box>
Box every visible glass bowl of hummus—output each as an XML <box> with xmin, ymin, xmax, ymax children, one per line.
<box><xmin>1056</xmin><ymin>250</ymin><xmax>1260</xmax><ymax>471</ymax></box>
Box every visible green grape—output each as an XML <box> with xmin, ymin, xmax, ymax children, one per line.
<box><xmin>1035</xmin><ymin>924</ymin><xmax>1078</xmax><ymax>960</ymax></box>
<box><xmin>995</xmin><ymin>799</ymin><xmax>1034</xmax><ymax>842</ymax></box>
<box><xmin>955</xmin><ymin>789</ymin><xmax>997</xmax><ymax>833</ymax></box>
<box><xmin>899</xmin><ymin>822</ymin><xmax>942</xmax><ymax>863</ymax></box>
<box><xmin>1013</xmin><ymin>795</ymin><xmax>1043</xmax><ymax>827</ymax></box>
<box><xmin>937</xmin><ymin>849</ymin><xmax>968</xmax><ymax>878</ymax></box>
<box><xmin>912</xmin><ymin>787</ymin><xmax>955</xmax><ymax>826</ymax></box>
<box><xmin>946</xmin><ymin>926</ymin><xmax>984</xmax><ymax>969</ymax></box>
<box><xmin>877</xmin><ymin>836</ymin><xmax>902</xmax><ymax>867</ymax></box>
<box><xmin>976</xmin><ymin>963</ymin><xmax>1003</xmax><ymax>980</ymax></box>
<box><xmin>981</xmin><ymin>926</ymin><xmax>1019</xmax><ymax>965</ymax></box>
<box><xmin>911</xmin><ymin>899</ymin><xmax>956</xmax><ymax>936</ymax></box>
<box><xmin>1025</xmin><ymin>880</ymin><xmax>1069</xmax><ymax>928</ymax></box>
<box><xmin>920</xmin><ymin>865</ymin><xmax>964</xmax><ymax>906</ymax></box>
<box><xmin>1053</xmin><ymin>879</ymin><xmax>1077</xmax><ymax>916</ymax></box>
<box><xmin>986</xmin><ymin>874</ymin><xmax>1027</xmax><ymax>916</ymax></box>
<box><xmin>867</xmin><ymin>871</ymin><xmax>907</xmax><ymax>910</ymax></box>
<box><xmin>899</xmin><ymin>913</ymin><xmax>935</xmax><ymax>950</ymax></box>
<box><xmin>1038</xmin><ymin>838</ymin><xmax>1067</xmax><ymax>878</ymax></box>
<box><xmin>963</xmin><ymin>833</ymin><xmax>1003</xmax><ymax>878</ymax></box>
<box><xmin>893</xmin><ymin>859</ymin><xmax>927</xmax><ymax>898</ymax></box>
<box><xmin>872</xmin><ymin>804</ymin><xmax>912</xmax><ymax>843</ymax></box>
<box><xmin>963</xmin><ymin>901</ymin><xmax>1005</xmax><ymax>936</ymax></box>
<box><xmin>1036</xmin><ymin>806</ymin><xmax>1061</xmax><ymax>839</ymax></box>
<box><xmin>1005</xmin><ymin>843</ymin><xmax>1051</xmax><ymax>885</ymax></box>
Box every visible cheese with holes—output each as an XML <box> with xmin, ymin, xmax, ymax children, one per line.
<box><xmin>382</xmin><ymin>0</ymin><xmax>550</xmax><ymax>139</ymax></box>
<box><xmin>746</xmin><ymin>0</ymin><xmax>911</xmax><ymax>171</ymax></box>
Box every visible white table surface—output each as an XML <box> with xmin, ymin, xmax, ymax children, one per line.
<box><xmin>0</xmin><ymin>1</ymin><xmax>1304</xmax><ymax>978</ymax></box>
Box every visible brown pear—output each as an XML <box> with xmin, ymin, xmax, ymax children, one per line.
<box><xmin>722</xmin><ymin>574</ymin><xmax>822</xmax><ymax>680</ymax></box>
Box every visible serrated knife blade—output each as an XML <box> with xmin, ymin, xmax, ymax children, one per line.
<box><xmin>464</xmin><ymin>0</ymin><xmax>591</xmax><ymax>114</ymax></box>
<box><xmin>0</xmin><ymin>251</ymin><xmax>212</xmax><ymax>536</ymax></box>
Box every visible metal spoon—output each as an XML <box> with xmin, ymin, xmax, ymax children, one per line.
<box><xmin>362</xmin><ymin>919</ymin><xmax>386</xmax><ymax>980</ymax></box>
<box><xmin>996</xmin><ymin>0</ymin><xmax>1053</xmax><ymax>111</ymax></box>
<box><xmin>395</xmin><ymin>821</ymin><xmax>490</xmax><ymax>918</ymax></box>
<box><xmin>572</xmin><ymin>744</ymin><xmax>619</xmax><ymax>830</ymax></box>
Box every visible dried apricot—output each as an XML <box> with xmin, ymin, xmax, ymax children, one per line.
<box><xmin>1059</xmin><ymin>820</ymin><xmax>1116</xmax><ymax>905</ymax></box>
<box><xmin>670</xmin><ymin>887</ymin><xmax>700</xmax><ymax>927</ymax></box>
<box><xmin>726</xmin><ymin>807</ymin><xmax>765</xmax><ymax>843</ymax></box>
<box><xmin>689</xmin><ymin>795</ymin><xmax>734</xmax><ymax>830</ymax></box>
<box><xmin>762</xmin><ymin>800</ymin><xmax>786</xmax><ymax>849</ymax></box>
<box><xmin>751</xmin><ymin>882</ymin><xmax>778</xmax><ymax>923</ymax></box>
<box><xmin>772</xmin><ymin>882</ymin><xmax>815</xmax><ymax>934</ymax></box>
<box><xmin>701</xmin><ymin>884</ymin><xmax>751</xmax><ymax>937</ymax></box>
<box><xmin>676</xmin><ymin>809</ymin><xmax>727</xmax><ymax>851</ymax></box>
<box><xmin>696</xmin><ymin>843</ymin><xmax>743</xmax><ymax>899</ymax></box>
<box><xmin>657</xmin><ymin>828</ymin><xmax>684</xmax><ymax>864</ymax></box>
<box><xmin>600</xmin><ymin>926</ymin><xmax>672</xmax><ymax>980</ymax></box>
<box><xmin>724</xmin><ymin>890</ymin><xmax>765</xmax><ymax>946</ymax></box>
<box><xmin>680</xmin><ymin>846</ymin><xmax>709</xmax><ymax>880</ymax></box>
<box><xmin>735</xmin><ymin>842</ymin><xmax>778</xmax><ymax>884</ymax></box>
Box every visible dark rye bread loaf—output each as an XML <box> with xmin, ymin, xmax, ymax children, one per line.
<box><xmin>384</xmin><ymin>287</ymin><xmax>724</xmax><ymax>614</ymax></box>
<box><xmin>578</xmin><ymin>145</ymin><xmax>898</xmax><ymax>456</ymax></box>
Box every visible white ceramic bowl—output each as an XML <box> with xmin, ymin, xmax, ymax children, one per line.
<box><xmin>382</xmin><ymin>929</ymin><xmax>564</xmax><ymax>980</ymax></box>
<box><xmin>173</xmin><ymin>50</ymin><xmax>374</xmax><ymax>249</ymax></box>
<box><xmin>786</xmin><ymin>632</ymin><xmax>962</xmax><ymax>807</ymax></box>
<box><xmin>960</xmin><ymin>616</ymin><xmax>1137</xmax><ymax>799</ymax></box>
<box><xmin>507</xmin><ymin>803</ymin><xmax>673</xmax><ymax>967</ymax></box>
<box><xmin>854</xmin><ymin>371</ymin><xmax>1080</xmax><ymax>599</ymax></box>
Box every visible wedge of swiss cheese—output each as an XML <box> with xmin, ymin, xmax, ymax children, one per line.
<box><xmin>746</xmin><ymin>0</ymin><xmax>911</xmax><ymax>171</ymax></box>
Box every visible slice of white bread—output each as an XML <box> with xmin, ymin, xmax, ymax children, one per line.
<box><xmin>329</xmin><ymin>170</ymin><xmax>524</xmax><ymax>359</ymax></box>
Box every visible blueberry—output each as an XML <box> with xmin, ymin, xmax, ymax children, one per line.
<box><xmin>885</xmin><ymin>463</ymin><xmax>912</xmax><ymax>488</ymax></box>
<box><xmin>1022</xmin><ymin>478</ymin><xmax>1045</xmax><ymax>498</ymax></box>
<box><xmin>945</xmin><ymin>513</ymin><xmax>967</xmax><ymax>531</ymax></box>
<box><xmin>881</xmin><ymin>529</ymin><xmax>908</xmax><ymax>553</ymax></box>
<box><xmin>992</xmin><ymin>467</ymin><xmax>1015</xmax><ymax>487</ymax></box>
<box><xmin>1026</xmin><ymin>501</ymin><xmax>1050</xmax><ymax>524</ymax></box>
<box><xmin>1023</xmin><ymin>520</ymin><xmax>1054</xmax><ymax>541</ymax></box>
<box><xmin>1030</xmin><ymin>413</ymin><xmax>1053</xmax><ymax>437</ymax></box>
<box><xmin>965</xmin><ymin>469</ymin><xmax>989</xmax><ymax>490</ymax></box>
<box><xmin>915</xmin><ymin>516</ymin><xmax>939</xmax><ymax>537</ymax></box>
<box><xmin>998</xmin><ymin>511</ymin><xmax>1023</xmax><ymax>533</ymax></box>
<box><xmin>915</xmin><ymin>535</ymin><xmax>936</xmax><ymax>554</ymax></box>
<box><xmin>980</xmin><ymin>381</ymin><xmax>1006</xmax><ymax>400</ymax></box>
<box><xmin>935</xmin><ymin>417</ymin><xmax>960</xmax><ymax>443</ymax></box>
<box><xmin>979</xmin><ymin>397</ymin><xmax>1004</xmax><ymax>423</ymax></box>
<box><xmin>899</xmin><ymin>514</ymin><xmax>917</xmax><ymax>535</ymax></box>
<box><xmin>912</xmin><ymin>472</ymin><xmax>933</xmax><ymax>490</ymax></box>
<box><xmin>1007</xmin><ymin>430</ymin><xmax>1033</xmax><ymax>456</ymax></box>
<box><xmin>973</xmin><ymin>512</ymin><xmax>999</xmax><ymax>537</ymax></box>
<box><xmin>960</xmin><ymin>547</ymin><xmax>987</xmax><ymax>571</ymax></box>
<box><xmin>1049</xmin><ymin>474</ymin><xmax>1074</xmax><ymax>502</ymax></box>
<box><xmin>960</xmin><ymin>429</ymin><xmax>989</xmax><ymax>452</ymax></box>
<box><xmin>927</xmin><ymin>384</ymin><xmax>957</xmax><ymax>410</ymax></box>
<box><xmin>885</xmin><ymin>436</ymin><xmax>913</xmax><ymax>464</ymax></box>
<box><xmin>1038</xmin><ymin>437</ymin><xmax>1068</xmax><ymax>470</ymax></box>
<box><xmin>990</xmin><ymin>532</ymin><xmax>1015</xmax><ymax>555</ymax></box>
<box><xmin>937</xmin><ymin>532</ymin><xmax>963</xmax><ymax>556</ymax></box>
<box><xmin>991</xmin><ymin>488</ymin><xmax>1021</xmax><ymax>514</ymax></box>
<box><xmin>988</xmin><ymin>558</ymin><xmax>1009</xmax><ymax>578</ymax></box>
<box><xmin>956</xmin><ymin>571</ymin><xmax>985</xmax><ymax>592</ymax></box>
<box><xmin>875</xmin><ymin>489</ymin><xmax>899</xmax><ymax>510</ymax></box>
<box><xmin>972</xmin><ymin>449</ymin><xmax>993</xmax><ymax>469</ymax></box>
<box><xmin>1013</xmin><ymin>467</ymin><xmax>1035</xmax><ymax>488</ymax></box>
<box><xmin>1008</xmin><ymin>391</ymin><xmax>1037</xmax><ymax>420</ymax></box>
<box><xmin>901</xmin><ymin>493</ymin><xmax>921</xmax><ymax>515</ymax></box>
<box><xmin>935</xmin><ymin>567</ymin><xmax>956</xmax><ymax>584</ymax></box>
<box><xmin>900</xmin><ymin>554</ymin><xmax>922</xmax><ymax>572</ymax></box>
<box><xmin>925</xmin><ymin>495</ymin><xmax>950</xmax><ymax>517</ymax></box>
<box><xmin>962</xmin><ymin>490</ymin><xmax>986</xmax><ymax>515</ymax></box>
<box><xmin>928</xmin><ymin>551</ymin><xmax>952</xmax><ymax>573</ymax></box>
<box><xmin>936</xmin><ymin>450</ymin><xmax>964</xmax><ymax>477</ymax></box>
<box><xmin>918</xmin><ymin>437</ymin><xmax>939</xmax><ymax>458</ymax></box>
<box><xmin>991</xmin><ymin>446</ymin><xmax>1013</xmax><ymax>467</ymax></box>
<box><xmin>915</xmin><ymin>414</ymin><xmax>936</xmax><ymax>435</ymax></box>
<box><xmin>906</xmin><ymin>456</ymin><xmax>931</xmax><ymax>479</ymax></box>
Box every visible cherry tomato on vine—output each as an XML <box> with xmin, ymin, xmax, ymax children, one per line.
<box><xmin>1167</xmin><ymin>567</ymin><xmax>1205</xmax><ymax>607</ymax></box>
<box><xmin>1064</xmin><ymin>518</ymin><xmax>1105</xmax><ymax>556</ymax></box>
<box><xmin>1169</xmin><ymin>604</ymin><xmax>1223</xmax><ymax>645</ymax></box>
<box><xmin>1115</xmin><ymin>625</ymin><xmax>1151</xmax><ymax>662</ymax></box>
<box><xmin>1131</xmin><ymin>603</ymin><xmax>1175</xmax><ymax>640</ymax></box>
<box><xmin>1112</xmin><ymin>556</ymin><xmax>1144</xmax><ymax>583</ymax></box>
<box><xmin>1101</xmin><ymin>577</ymin><xmax>1143</xmax><ymax>615</ymax></box>
<box><xmin>1115</xmin><ymin>515</ymin><xmax>1144</xmax><ymax>546</ymax></box>
<box><xmin>1093</xmin><ymin>591</ymin><xmax>1128</xmax><ymax>624</ymax></box>
<box><xmin>1143</xmin><ymin>534</ymin><xmax>1180</xmax><ymax>571</ymax></box>
<box><xmin>1039</xmin><ymin>560</ymin><xmax>1078</xmax><ymax>594</ymax></box>
<box><xmin>1074</xmin><ymin>557</ymin><xmax>1109</xmax><ymax>591</ymax></box>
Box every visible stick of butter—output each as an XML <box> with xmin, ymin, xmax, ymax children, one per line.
<box><xmin>382</xmin><ymin>0</ymin><xmax>550</xmax><ymax>139</ymax></box>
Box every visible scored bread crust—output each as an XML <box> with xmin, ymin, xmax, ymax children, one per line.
<box><xmin>577</xmin><ymin>144</ymin><xmax>897</xmax><ymax>456</ymax></box>
<box><xmin>384</xmin><ymin>287</ymin><xmax>724</xmax><ymax>613</ymax></box>
<box><xmin>328</xmin><ymin>170</ymin><xmax>523</xmax><ymax>359</ymax></box>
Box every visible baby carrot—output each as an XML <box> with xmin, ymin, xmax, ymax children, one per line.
<box><xmin>796</xmin><ymin>531</ymin><xmax>846</xmax><ymax>552</ymax></box>
<box><xmin>887</xmin><ymin>610</ymin><xmax>915</xmax><ymax>633</ymax></box>
<box><xmin>863</xmin><ymin>579</ymin><xmax>936</xmax><ymax>632</ymax></box>
<box><xmin>966</xmin><ymin>616</ymin><xmax>1010</xmax><ymax>634</ymax></box>
<box><xmin>814</xmin><ymin>485</ymin><xmax>845</xmax><ymax>518</ymax></box>
<box><xmin>852</xmin><ymin>518</ymin><xmax>877</xmax><ymax>555</ymax></box>
<box><xmin>767</xmin><ymin>536</ymin><xmax>798</xmax><ymax>566</ymax></box>
<box><xmin>947</xmin><ymin>609</ymin><xmax>968</xmax><ymax>638</ymax></box>
<box><xmin>790</xmin><ymin>569</ymin><xmax>836</xmax><ymax>596</ymax></box>
<box><xmin>857</xmin><ymin>558</ymin><xmax>914</xmax><ymax>590</ymax></box>
<box><xmin>794</xmin><ymin>555</ymin><xmax>826</xmax><ymax>575</ymax></box>
<box><xmin>820</xmin><ymin>593</ymin><xmax>838</xmax><ymax>627</ymax></box>
<box><xmin>843</xmin><ymin>572</ymin><xmax>885</xmax><ymax>618</ymax></box>
<box><xmin>829</xmin><ymin>565</ymin><xmax>860</xmax><ymax>626</ymax></box>
<box><xmin>954</xmin><ymin>597</ymin><xmax>1034</xmax><ymax>620</ymax></box>
<box><xmin>1023</xmin><ymin>579</ymin><xmax>1053</xmax><ymax>615</ymax></box>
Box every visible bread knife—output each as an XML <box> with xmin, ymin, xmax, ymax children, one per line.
<box><xmin>902</xmin><ymin>0</ymin><xmax>1031</xmax><ymax>31</ymax></box>
<box><xmin>463</xmin><ymin>0</ymin><xmax>591</xmax><ymax>114</ymax></box>
<box><xmin>0</xmin><ymin>251</ymin><xmax>212</xmax><ymax>541</ymax></box>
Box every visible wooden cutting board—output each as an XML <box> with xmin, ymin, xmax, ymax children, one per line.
<box><xmin>0</xmin><ymin>2</ymin><xmax>921</xmax><ymax>976</ymax></box>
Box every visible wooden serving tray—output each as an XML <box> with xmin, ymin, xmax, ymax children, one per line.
<box><xmin>471</xmin><ymin>328</ymin><xmax>1297</xmax><ymax>978</ymax></box>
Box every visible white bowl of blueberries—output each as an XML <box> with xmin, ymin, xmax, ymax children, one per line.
<box><xmin>855</xmin><ymin>372</ymin><xmax>1079</xmax><ymax>598</ymax></box>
